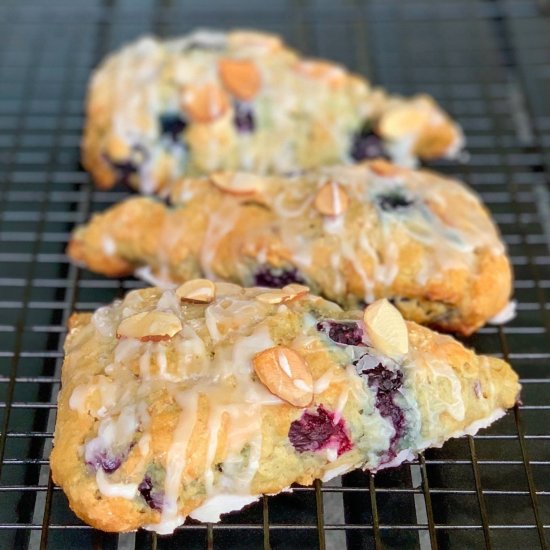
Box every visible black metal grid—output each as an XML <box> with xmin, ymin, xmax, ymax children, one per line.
<box><xmin>0</xmin><ymin>0</ymin><xmax>549</xmax><ymax>548</ymax></box>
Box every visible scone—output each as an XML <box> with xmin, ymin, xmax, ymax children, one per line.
<box><xmin>68</xmin><ymin>160</ymin><xmax>512</xmax><ymax>335</ymax></box>
<box><xmin>50</xmin><ymin>283</ymin><xmax>520</xmax><ymax>534</ymax></box>
<box><xmin>83</xmin><ymin>29</ymin><xmax>463</xmax><ymax>195</ymax></box>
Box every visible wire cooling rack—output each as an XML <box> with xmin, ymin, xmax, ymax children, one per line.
<box><xmin>0</xmin><ymin>0</ymin><xmax>549</xmax><ymax>548</ymax></box>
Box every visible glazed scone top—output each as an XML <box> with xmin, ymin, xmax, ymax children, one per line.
<box><xmin>168</xmin><ymin>161</ymin><xmax>506</xmax><ymax>289</ymax></box>
<box><xmin>69</xmin><ymin>161</ymin><xmax>512</xmax><ymax>334</ymax></box>
<box><xmin>53</xmin><ymin>283</ymin><xmax>519</xmax><ymax>533</ymax></box>
<box><xmin>86</xmin><ymin>29</ymin><xmax>463</xmax><ymax>193</ymax></box>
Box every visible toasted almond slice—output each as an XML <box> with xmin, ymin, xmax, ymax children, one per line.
<box><xmin>363</xmin><ymin>299</ymin><xmax>409</xmax><ymax>357</ymax></box>
<box><xmin>253</xmin><ymin>346</ymin><xmax>313</xmax><ymax>407</ymax></box>
<box><xmin>176</xmin><ymin>279</ymin><xmax>216</xmax><ymax>304</ymax></box>
<box><xmin>255</xmin><ymin>284</ymin><xmax>309</xmax><ymax>305</ymax></box>
<box><xmin>314</xmin><ymin>181</ymin><xmax>349</xmax><ymax>217</ymax></box>
<box><xmin>281</xmin><ymin>284</ymin><xmax>310</xmax><ymax>301</ymax></box>
<box><xmin>181</xmin><ymin>83</ymin><xmax>230</xmax><ymax>123</ymax></box>
<box><xmin>413</xmin><ymin>122</ymin><xmax>457</xmax><ymax>159</ymax></box>
<box><xmin>295</xmin><ymin>59</ymin><xmax>347</xmax><ymax>88</ymax></box>
<box><xmin>228</xmin><ymin>31</ymin><xmax>283</xmax><ymax>53</ymax></box>
<box><xmin>368</xmin><ymin>159</ymin><xmax>403</xmax><ymax>178</ymax></box>
<box><xmin>210</xmin><ymin>171</ymin><xmax>263</xmax><ymax>195</ymax></box>
<box><xmin>105</xmin><ymin>134</ymin><xmax>131</xmax><ymax>162</ymax></box>
<box><xmin>116</xmin><ymin>310</ymin><xmax>182</xmax><ymax>342</ymax></box>
<box><xmin>378</xmin><ymin>104</ymin><xmax>428</xmax><ymax>141</ymax></box>
<box><xmin>219</xmin><ymin>58</ymin><xmax>261</xmax><ymax>101</ymax></box>
<box><xmin>256</xmin><ymin>291</ymin><xmax>287</xmax><ymax>304</ymax></box>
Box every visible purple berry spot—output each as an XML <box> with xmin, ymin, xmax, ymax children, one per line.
<box><xmin>110</xmin><ymin>160</ymin><xmax>138</xmax><ymax>186</ymax></box>
<box><xmin>138</xmin><ymin>476</ymin><xmax>164</xmax><ymax>511</ymax></box>
<box><xmin>366</xmin><ymin>365</ymin><xmax>403</xmax><ymax>394</ymax></box>
<box><xmin>86</xmin><ymin>450</ymin><xmax>123</xmax><ymax>473</ymax></box>
<box><xmin>103</xmin><ymin>146</ymin><xmax>147</xmax><ymax>186</ymax></box>
<box><xmin>254</xmin><ymin>266</ymin><xmax>305</xmax><ymax>288</ymax></box>
<box><xmin>363</xmin><ymin>364</ymin><xmax>406</xmax><ymax>461</ymax></box>
<box><xmin>159</xmin><ymin>113</ymin><xmax>188</xmax><ymax>140</ymax></box>
<box><xmin>350</xmin><ymin>126</ymin><xmax>388</xmax><ymax>162</ymax></box>
<box><xmin>288</xmin><ymin>405</ymin><xmax>352</xmax><ymax>456</ymax></box>
<box><xmin>376</xmin><ymin>191</ymin><xmax>414</xmax><ymax>212</ymax></box>
<box><xmin>317</xmin><ymin>321</ymin><xmax>364</xmax><ymax>346</ymax></box>
<box><xmin>233</xmin><ymin>101</ymin><xmax>255</xmax><ymax>133</ymax></box>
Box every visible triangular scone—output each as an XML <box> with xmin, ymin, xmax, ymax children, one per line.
<box><xmin>51</xmin><ymin>283</ymin><xmax>519</xmax><ymax>533</ymax></box>
<box><xmin>68</xmin><ymin>161</ymin><xmax>512</xmax><ymax>335</ymax></box>
<box><xmin>83</xmin><ymin>29</ymin><xmax>463</xmax><ymax>194</ymax></box>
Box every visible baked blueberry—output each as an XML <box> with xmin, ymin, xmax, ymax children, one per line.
<box><xmin>253</xmin><ymin>266</ymin><xmax>305</xmax><ymax>288</ymax></box>
<box><xmin>233</xmin><ymin>101</ymin><xmax>255</xmax><ymax>133</ymax></box>
<box><xmin>288</xmin><ymin>405</ymin><xmax>352</xmax><ymax>456</ymax></box>
<box><xmin>363</xmin><ymin>364</ymin><xmax>406</xmax><ymax>458</ymax></box>
<box><xmin>138</xmin><ymin>475</ymin><xmax>164</xmax><ymax>511</ymax></box>
<box><xmin>376</xmin><ymin>191</ymin><xmax>414</xmax><ymax>212</ymax></box>
<box><xmin>159</xmin><ymin>113</ymin><xmax>188</xmax><ymax>140</ymax></box>
<box><xmin>317</xmin><ymin>320</ymin><xmax>364</xmax><ymax>346</ymax></box>
<box><xmin>86</xmin><ymin>449</ymin><xmax>123</xmax><ymax>473</ymax></box>
<box><xmin>350</xmin><ymin>125</ymin><xmax>388</xmax><ymax>161</ymax></box>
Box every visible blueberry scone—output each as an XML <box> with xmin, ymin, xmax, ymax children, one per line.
<box><xmin>50</xmin><ymin>283</ymin><xmax>519</xmax><ymax>533</ymax></box>
<box><xmin>84</xmin><ymin>29</ymin><xmax>463</xmax><ymax>195</ymax></box>
<box><xmin>68</xmin><ymin>161</ymin><xmax>512</xmax><ymax>335</ymax></box>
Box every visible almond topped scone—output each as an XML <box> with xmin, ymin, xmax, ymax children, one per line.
<box><xmin>68</xmin><ymin>161</ymin><xmax>512</xmax><ymax>335</ymax></box>
<box><xmin>84</xmin><ymin>29</ymin><xmax>463</xmax><ymax>194</ymax></box>
<box><xmin>50</xmin><ymin>284</ymin><xmax>520</xmax><ymax>533</ymax></box>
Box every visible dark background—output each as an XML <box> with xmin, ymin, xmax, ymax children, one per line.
<box><xmin>0</xmin><ymin>0</ymin><xmax>549</xmax><ymax>548</ymax></box>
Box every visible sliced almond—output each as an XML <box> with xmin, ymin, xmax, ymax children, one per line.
<box><xmin>281</xmin><ymin>284</ymin><xmax>310</xmax><ymax>301</ymax></box>
<box><xmin>210</xmin><ymin>171</ymin><xmax>263</xmax><ymax>195</ymax></box>
<box><xmin>314</xmin><ymin>181</ymin><xmax>349</xmax><ymax>217</ymax></box>
<box><xmin>368</xmin><ymin>159</ymin><xmax>403</xmax><ymax>178</ymax></box>
<box><xmin>255</xmin><ymin>291</ymin><xmax>287</xmax><ymax>304</ymax></box>
<box><xmin>363</xmin><ymin>299</ymin><xmax>409</xmax><ymax>357</ymax></box>
<box><xmin>252</xmin><ymin>346</ymin><xmax>313</xmax><ymax>407</ymax></box>
<box><xmin>105</xmin><ymin>134</ymin><xmax>131</xmax><ymax>162</ymax></box>
<box><xmin>181</xmin><ymin>83</ymin><xmax>230</xmax><ymax>123</ymax></box>
<box><xmin>176</xmin><ymin>279</ymin><xmax>216</xmax><ymax>304</ymax></box>
<box><xmin>116</xmin><ymin>310</ymin><xmax>182</xmax><ymax>342</ymax></box>
<box><xmin>295</xmin><ymin>60</ymin><xmax>347</xmax><ymax>88</ymax></box>
<box><xmin>219</xmin><ymin>58</ymin><xmax>261</xmax><ymax>101</ymax></box>
<box><xmin>413</xmin><ymin>122</ymin><xmax>457</xmax><ymax>159</ymax></box>
<box><xmin>378</xmin><ymin>104</ymin><xmax>428</xmax><ymax>141</ymax></box>
<box><xmin>255</xmin><ymin>284</ymin><xmax>309</xmax><ymax>305</ymax></box>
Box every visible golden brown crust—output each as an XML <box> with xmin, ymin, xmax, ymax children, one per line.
<box><xmin>51</xmin><ymin>286</ymin><xmax>519</xmax><ymax>533</ymax></box>
<box><xmin>82</xmin><ymin>30</ymin><xmax>463</xmax><ymax>194</ymax></box>
<box><xmin>67</xmin><ymin>163</ymin><xmax>512</xmax><ymax>335</ymax></box>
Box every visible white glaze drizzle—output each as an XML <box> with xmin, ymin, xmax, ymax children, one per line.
<box><xmin>96</xmin><ymin>469</ymin><xmax>139</xmax><ymax>499</ymax></box>
<box><xmin>160</xmin><ymin>391</ymin><xmax>199</xmax><ymax>530</ymax></box>
<box><xmin>72</xmin><ymin>285</ymin><xmax>514</xmax><ymax>535</ymax></box>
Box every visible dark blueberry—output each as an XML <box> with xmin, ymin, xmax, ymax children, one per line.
<box><xmin>86</xmin><ymin>450</ymin><xmax>122</xmax><ymax>473</ymax></box>
<box><xmin>376</xmin><ymin>191</ymin><xmax>414</xmax><ymax>212</ymax></box>
<box><xmin>138</xmin><ymin>476</ymin><xmax>163</xmax><ymax>511</ymax></box>
<box><xmin>362</xmin><ymin>364</ymin><xmax>406</xmax><ymax>461</ymax></box>
<box><xmin>233</xmin><ymin>101</ymin><xmax>255</xmax><ymax>133</ymax></box>
<box><xmin>288</xmin><ymin>405</ymin><xmax>352</xmax><ymax>456</ymax></box>
<box><xmin>110</xmin><ymin>160</ymin><xmax>138</xmax><ymax>186</ymax></box>
<box><xmin>317</xmin><ymin>320</ymin><xmax>364</xmax><ymax>346</ymax></box>
<box><xmin>253</xmin><ymin>266</ymin><xmax>305</xmax><ymax>288</ymax></box>
<box><xmin>365</xmin><ymin>364</ymin><xmax>403</xmax><ymax>394</ymax></box>
<box><xmin>350</xmin><ymin>125</ymin><xmax>388</xmax><ymax>162</ymax></box>
<box><xmin>159</xmin><ymin>113</ymin><xmax>188</xmax><ymax>140</ymax></box>
<box><xmin>103</xmin><ymin>146</ymin><xmax>146</xmax><ymax>186</ymax></box>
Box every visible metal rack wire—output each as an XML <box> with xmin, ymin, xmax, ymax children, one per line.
<box><xmin>0</xmin><ymin>0</ymin><xmax>548</xmax><ymax>548</ymax></box>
